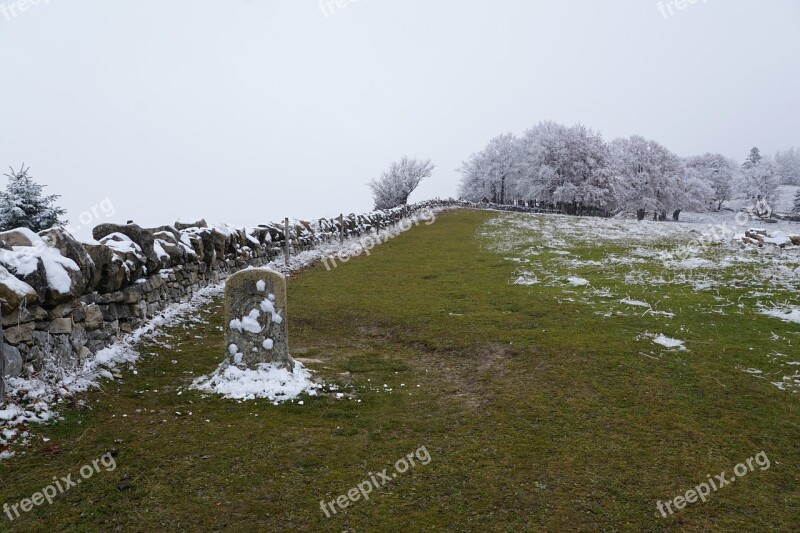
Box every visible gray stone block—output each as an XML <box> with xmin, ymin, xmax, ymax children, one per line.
<box><xmin>49</xmin><ymin>317</ymin><xmax>73</xmax><ymax>334</ymax></box>
<box><xmin>3</xmin><ymin>343</ymin><xmax>23</xmax><ymax>378</ymax></box>
<box><xmin>5</xmin><ymin>322</ymin><xmax>36</xmax><ymax>345</ymax></box>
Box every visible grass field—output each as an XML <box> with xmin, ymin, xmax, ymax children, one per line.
<box><xmin>1</xmin><ymin>209</ymin><xmax>798</xmax><ymax>531</ymax></box>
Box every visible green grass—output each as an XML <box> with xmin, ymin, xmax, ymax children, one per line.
<box><xmin>0</xmin><ymin>209</ymin><xmax>798</xmax><ymax>531</ymax></box>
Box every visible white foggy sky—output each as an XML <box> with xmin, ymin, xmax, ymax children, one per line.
<box><xmin>1</xmin><ymin>0</ymin><xmax>798</xmax><ymax>237</ymax></box>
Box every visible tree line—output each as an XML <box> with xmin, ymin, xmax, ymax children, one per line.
<box><xmin>457</xmin><ymin>121</ymin><xmax>798</xmax><ymax>220</ymax></box>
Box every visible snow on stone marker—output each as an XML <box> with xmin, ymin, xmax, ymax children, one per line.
<box><xmin>224</xmin><ymin>268</ymin><xmax>292</xmax><ymax>369</ymax></box>
<box><xmin>192</xmin><ymin>268</ymin><xmax>318</xmax><ymax>402</ymax></box>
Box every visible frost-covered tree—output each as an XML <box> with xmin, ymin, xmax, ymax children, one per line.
<box><xmin>567</xmin><ymin>125</ymin><xmax>616</xmax><ymax>211</ymax></box>
<box><xmin>517</xmin><ymin>121</ymin><xmax>571</xmax><ymax>202</ymax></box>
<box><xmin>685</xmin><ymin>153</ymin><xmax>737</xmax><ymax>210</ymax></box>
<box><xmin>742</xmin><ymin>147</ymin><xmax>763</xmax><ymax>170</ymax></box>
<box><xmin>458</xmin><ymin>122</ymin><xmax>616</xmax><ymax>211</ymax></box>
<box><xmin>517</xmin><ymin>122</ymin><xmax>615</xmax><ymax>211</ymax></box>
<box><xmin>609</xmin><ymin>136</ymin><xmax>683</xmax><ymax>220</ymax></box>
<box><xmin>0</xmin><ymin>165</ymin><xmax>67</xmax><ymax>232</ymax></box>
<box><xmin>775</xmin><ymin>148</ymin><xmax>800</xmax><ymax>185</ymax></box>
<box><xmin>794</xmin><ymin>188</ymin><xmax>800</xmax><ymax>214</ymax></box>
<box><xmin>736</xmin><ymin>156</ymin><xmax>782</xmax><ymax>216</ymax></box>
<box><xmin>672</xmin><ymin>167</ymin><xmax>714</xmax><ymax>220</ymax></box>
<box><xmin>368</xmin><ymin>157</ymin><xmax>434</xmax><ymax>210</ymax></box>
<box><xmin>458</xmin><ymin>134</ymin><xmax>522</xmax><ymax>203</ymax></box>
<box><xmin>457</xmin><ymin>120</ymin><xmax>749</xmax><ymax>219</ymax></box>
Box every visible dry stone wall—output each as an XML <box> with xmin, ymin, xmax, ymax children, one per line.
<box><xmin>0</xmin><ymin>200</ymin><xmax>466</xmax><ymax>380</ymax></box>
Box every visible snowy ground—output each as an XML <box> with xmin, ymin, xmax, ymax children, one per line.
<box><xmin>771</xmin><ymin>185</ymin><xmax>800</xmax><ymax>214</ymax></box>
<box><xmin>482</xmin><ymin>208</ymin><xmax>800</xmax><ymax>394</ymax></box>
<box><xmin>3</xmin><ymin>204</ymin><xmax>797</xmax><ymax>459</ymax></box>
<box><xmin>0</xmin><ymin>208</ymin><xmax>445</xmax><ymax>460</ymax></box>
<box><xmin>0</xmin><ymin>286</ymin><xmax>223</xmax><ymax>460</ymax></box>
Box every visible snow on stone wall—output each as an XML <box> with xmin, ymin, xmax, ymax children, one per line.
<box><xmin>0</xmin><ymin>200</ymin><xmax>465</xmax><ymax>381</ymax></box>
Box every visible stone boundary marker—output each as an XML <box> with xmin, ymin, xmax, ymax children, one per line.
<box><xmin>224</xmin><ymin>269</ymin><xmax>293</xmax><ymax>370</ymax></box>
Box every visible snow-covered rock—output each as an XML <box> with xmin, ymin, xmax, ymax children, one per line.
<box><xmin>0</xmin><ymin>228</ymin><xmax>83</xmax><ymax>304</ymax></box>
<box><xmin>0</xmin><ymin>264</ymin><xmax>38</xmax><ymax>313</ymax></box>
<box><xmin>93</xmin><ymin>222</ymin><xmax>160</xmax><ymax>273</ymax></box>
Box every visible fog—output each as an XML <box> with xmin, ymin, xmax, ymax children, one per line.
<box><xmin>1</xmin><ymin>0</ymin><xmax>797</xmax><ymax>237</ymax></box>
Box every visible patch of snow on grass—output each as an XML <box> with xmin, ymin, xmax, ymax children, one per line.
<box><xmin>191</xmin><ymin>361</ymin><xmax>319</xmax><ymax>402</ymax></box>
<box><xmin>650</xmin><ymin>334</ymin><xmax>687</xmax><ymax>351</ymax></box>
<box><xmin>621</xmin><ymin>297</ymin><xmax>650</xmax><ymax>308</ymax></box>
<box><xmin>670</xmin><ymin>258</ymin><xmax>714</xmax><ymax>269</ymax></box>
<box><xmin>513</xmin><ymin>273</ymin><xmax>539</xmax><ymax>285</ymax></box>
<box><xmin>567</xmin><ymin>276</ymin><xmax>590</xmax><ymax>286</ymax></box>
<box><xmin>760</xmin><ymin>305</ymin><xmax>800</xmax><ymax>325</ymax></box>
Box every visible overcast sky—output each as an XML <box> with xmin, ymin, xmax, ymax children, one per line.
<box><xmin>1</xmin><ymin>0</ymin><xmax>798</xmax><ymax>237</ymax></box>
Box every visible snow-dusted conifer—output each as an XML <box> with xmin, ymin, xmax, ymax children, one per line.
<box><xmin>0</xmin><ymin>165</ymin><xmax>67</xmax><ymax>232</ymax></box>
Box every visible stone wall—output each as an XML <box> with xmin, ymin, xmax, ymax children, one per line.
<box><xmin>0</xmin><ymin>200</ymin><xmax>465</xmax><ymax>379</ymax></box>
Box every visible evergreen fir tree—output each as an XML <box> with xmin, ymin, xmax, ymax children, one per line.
<box><xmin>794</xmin><ymin>188</ymin><xmax>800</xmax><ymax>214</ymax></box>
<box><xmin>0</xmin><ymin>165</ymin><xmax>67</xmax><ymax>232</ymax></box>
<box><xmin>742</xmin><ymin>147</ymin><xmax>762</xmax><ymax>170</ymax></box>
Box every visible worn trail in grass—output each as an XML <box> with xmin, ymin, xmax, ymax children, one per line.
<box><xmin>0</xmin><ymin>209</ymin><xmax>798</xmax><ymax>531</ymax></box>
